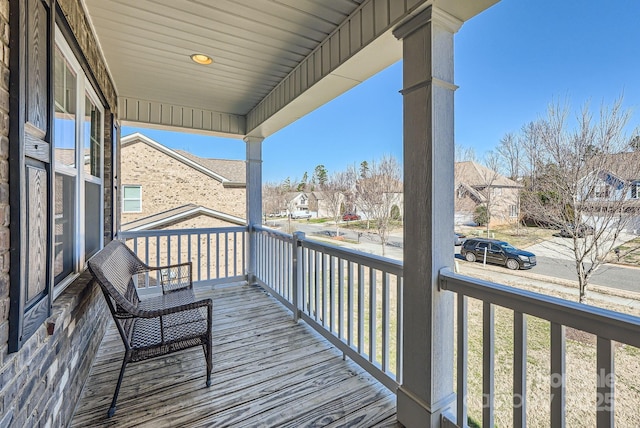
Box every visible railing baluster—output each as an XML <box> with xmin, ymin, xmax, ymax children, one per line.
<box><xmin>329</xmin><ymin>255</ymin><xmax>335</xmax><ymax>332</ymax></box>
<box><xmin>550</xmin><ymin>322</ymin><xmax>566</xmax><ymax>428</ymax></box>
<box><xmin>347</xmin><ymin>261</ymin><xmax>354</xmax><ymax>347</ymax></box>
<box><xmin>514</xmin><ymin>311</ymin><xmax>527</xmax><ymax>428</ymax></box>
<box><xmin>457</xmin><ymin>294</ymin><xmax>468</xmax><ymax>427</ymax></box>
<box><xmin>322</xmin><ymin>253</ymin><xmax>327</xmax><ymax>326</ymax></box>
<box><xmin>396</xmin><ymin>275</ymin><xmax>403</xmax><ymax>383</ymax></box>
<box><xmin>177</xmin><ymin>233</ymin><xmax>182</xmax><ymax>264</ymax></box>
<box><xmin>215</xmin><ymin>232</ymin><xmax>220</xmax><ymax>280</ymax></box>
<box><xmin>358</xmin><ymin>264</ymin><xmax>364</xmax><ymax>354</ymax></box>
<box><xmin>187</xmin><ymin>233</ymin><xmax>192</xmax><ymax>273</ymax></box>
<box><xmin>207</xmin><ymin>233</ymin><xmax>211</xmax><ymax>280</ymax></box>
<box><xmin>338</xmin><ymin>258</ymin><xmax>344</xmax><ymax>340</ymax></box>
<box><xmin>597</xmin><ymin>337</ymin><xmax>614</xmax><ymax>428</ymax></box>
<box><xmin>225</xmin><ymin>232</ymin><xmax>229</xmax><ymax>278</ymax></box>
<box><xmin>483</xmin><ymin>301</ymin><xmax>495</xmax><ymax>428</ymax></box>
<box><xmin>382</xmin><ymin>272</ymin><xmax>389</xmax><ymax>373</ymax></box>
<box><xmin>197</xmin><ymin>233</ymin><xmax>202</xmax><ymax>282</ymax></box>
<box><xmin>369</xmin><ymin>267</ymin><xmax>376</xmax><ymax>363</ymax></box>
<box><xmin>144</xmin><ymin>236</ymin><xmax>149</xmax><ymax>265</ymax></box>
<box><xmin>167</xmin><ymin>235</ymin><xmax>172</xmax><ymax>266</ymax></box>
<box><xmin>315</xmin><ymin>250</ymin><xmax>320</xmax><ymax>322</ymax></box>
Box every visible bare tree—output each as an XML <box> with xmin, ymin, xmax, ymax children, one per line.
<box><xmin>520</xmin><ymin>98</ymin><xmax>640</xmax><ymax>302</ymax></box>
<box><xmin>262</xmin><ymin>181</ymin><xmax>287</xmax><ymax>220</ymax></box>
<box><xmin>356</xmin><ymin>155</ymin><xmax>402</xmax><ymax>256</ymax></box>
<box><xmin>480</xmin><ymin>151</ymin><xmax>504</xmax><ymax>236</ymax></box>
<box><xmin>455</xmin><ymin>144</ymin><xmax>477</xmax><ymax>162</ymax></box>
<box><xmin>497</xmin><ymin>132</ymin><xmax>522</xmax><ymax>181</ymax></box>
<box><xmin>321</xmin><ymin>169</ymin><xmax>355</xmax><ymax>237</ymax></box>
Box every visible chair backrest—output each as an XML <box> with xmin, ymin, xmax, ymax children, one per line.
<box><xmin>88</xmin><ymin>240</ymin><xmax>149</xmax><ymax>344</ymax></box>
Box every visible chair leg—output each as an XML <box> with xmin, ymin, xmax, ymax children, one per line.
<box><xmin>108</xmin><ymin>354</ymin><xmax>129</xmax><ymax>417</ymax></box>
<box><xmin>203</xmin><ymin>341</ymin><xmax>212</xmax><ymax>387</ymax></box>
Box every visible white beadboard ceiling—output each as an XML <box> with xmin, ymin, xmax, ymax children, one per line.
<box><xmin>82</xmin><ymin>0</ymin><xmax>498</xmax><ymax>137</ymax></box>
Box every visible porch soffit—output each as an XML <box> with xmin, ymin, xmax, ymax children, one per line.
<box><xmin>82</xmin><ymin>0</ymin><xmax>498</xmax><ymax>139</ymax></box>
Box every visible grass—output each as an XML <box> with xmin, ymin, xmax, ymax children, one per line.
<box><xmin>612</xmin><ymin>236</ymin><xmax>640</xmax><ymax>265</ymax></box>
<box><xmin>457</xmin><ymin>272</ymin><xmax>640</xmax><ymax>427</ymax></box>
<box><xmin>459</xmin><ymin>225</ymin><xmax>557</xmax><ymax>249</ymax></box>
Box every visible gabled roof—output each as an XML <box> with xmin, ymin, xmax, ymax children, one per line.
<box><xmin>121</xmin><ymin>204</ymin><xmax>246</xmax><ymax>231</ymax></box>
<box><xmin>121</xmin><ymin>133</ymin><xmax>246</xmax><ymax>187</ymax></box>
<box><xmin>592</xmin><ymin>151</ymin><xmax>640</xmax><ymax>181</ymax></box>
<box><xmin>456</xmin><ymin>182</ymin><xmax>487</xmax><ymax>203</ymax></box>
<box><xmin>455</xmin><ymin>161</ymin><xmax>522</xmax><ymax>188</ymax></box>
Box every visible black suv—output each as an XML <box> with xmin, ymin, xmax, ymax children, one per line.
<box><xmin>460</xmin><ymin>238</ymin><xmax>536</xmax><ymax>270</ymax></box>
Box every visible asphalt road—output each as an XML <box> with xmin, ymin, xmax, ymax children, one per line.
<box><xmin>271</xmin><ymin>219</ymin><xmax>640</xmax><ymax>295</ymax></box>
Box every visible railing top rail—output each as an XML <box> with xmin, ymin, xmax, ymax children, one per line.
<box><xmin>118</xmin><ymin>226</ymin><xmax>248</xmax><ymax>239</ymax></box>
<box><xmin>252</xmin><ymin>224</ymin><xmax>294</xmax><ymax>242</ymax></box>
<box><xmin>252</xmin><ymin>224</ymin><xmax>402</xmax><ymax>275</ymax></box>
<box><xmin>301</xmin><ymin>236</ymin><xmax>403</xmax><ymax>275</ymax></box>
<box><xmin>440</xmin><ymin>268</ymin><xmax>640</xmax><ymax>348</ymax></box>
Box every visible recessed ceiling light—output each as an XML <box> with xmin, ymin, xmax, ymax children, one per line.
<box><xmin>190</xmin><ymin>54</ymin><xmax>213</xmax><ymax>65</ymax></box>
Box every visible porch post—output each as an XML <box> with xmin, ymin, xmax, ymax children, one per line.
<box><xmin>393</xmin><ymin>7</ymin><xmax>461</xmax><ymax>427</ymax></box>
<box><xmin>244</xmin><ymin>136</ymin><xmax>264</xmax><ymax>284</ymax></box>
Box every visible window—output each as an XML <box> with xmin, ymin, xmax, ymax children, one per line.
<box><xmin>631</xmin><ymin>182</ymin><xmax>639</xmax><ymax>199</ymax></box>
<box><xmin>509</xmin><ymin>205</ymin><xmax>518</xmax><ymax>218</ymax></box>
<box><xmin>594</xmin><ymin>185</ymin><xmax>610</xmax><ymax>199</ymax></box>
<box><xmin>54</xmin><ymin>28</ymin><xmax>104</xmax><ymax>293</ymax></box>
<box><xmin>123</xmin><ymin>185</ymin><xmax>142</xmax><ymax>212</ymax></box>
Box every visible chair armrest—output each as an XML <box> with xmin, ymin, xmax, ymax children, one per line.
<box><xmin>148</xmin><ymin>262</ymin><xmax>193</xmax><ymax>294</ymax></box>
<box><xmin>137</xmin><ymin>294</ymin><xmax>212</xmax><ymax>319</ymax></box>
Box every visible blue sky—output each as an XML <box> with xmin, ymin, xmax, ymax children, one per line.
<box><xmin>123</xmin><ymin>0</ymin><xmax>640</xmax><ymax>183</ymax></box>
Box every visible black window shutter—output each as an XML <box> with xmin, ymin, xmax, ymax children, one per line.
<box><xmin>8</xmin><ymin>0</ymin><xmax>55</xmax><ymax>352</ymax></box>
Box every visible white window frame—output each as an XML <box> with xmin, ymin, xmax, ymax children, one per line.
<box><xmin>122</xmin><ymin>185</ymin><xmax>143</xmax><ymax>213</ymax></box>
<box><xmin>54</xmin><ymin>27</ymin><xmax>104</xmax><ymax>298</ymax></box>
<box><xmin>509</xmin><ymin>204</ymin><xmax>518</xmax><ymax>218</ymax></box>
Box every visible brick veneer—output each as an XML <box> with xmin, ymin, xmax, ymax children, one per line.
<box><xmin>0</xmin><ymin>1</ymin><xmax>115</xmax><ymax>426</ymax></box>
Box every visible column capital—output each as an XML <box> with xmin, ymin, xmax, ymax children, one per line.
<box><xmin>243</xmin><ymin>136</ymin><xmax>264</xmax><ymax>144</ymax></box>
<box><xmin>393</xmin><ymin>6</ymin><xmax>463</xmax><ymax>40</ymax></box>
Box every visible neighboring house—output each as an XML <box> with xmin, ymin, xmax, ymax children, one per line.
<box><xmin>120</xmin><ymin>133</ymin><xmax>246</xmax><ymax>230</ymax></box>
<box><xmin>583</xmin><ymin>152</ymin><xmax>640</xmax><ymax>233</ymax></box>
<box><xmin>308</xmin><ymin>191</ymin><xmax>337</xmax><ymax>218</ymax></box>
<box><xmin>284</xmin><ymin>192</ymin><xmax>310</xmax><ymax>214</ymax></box>
<box><xmin>455</xmin><ymin>161</ymin><xmax>522</xmax><ymax>226</ymax></box>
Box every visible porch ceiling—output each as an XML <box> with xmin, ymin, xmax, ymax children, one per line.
<box><xmin>81</xmin><ymin>0</ymin><xmax>498</xmax><ymax>138</ymax></box>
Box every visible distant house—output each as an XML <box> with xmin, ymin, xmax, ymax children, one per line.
<box><xmin>284</xmin><ymin>192</ymin><xmax>310</xmax><ymax>215</ymax></box>
<box><xmin>120</xmin><ymin>133</ymin><xmax>246</xmax><ymax>230</ymax></box>
<box><xmin>582</xmin><ymin>152</ymin><xmax>640</xmax><ymax>233</ymax></box>
<box><xmin>455</xmin><ymin>161</ymin><xmax>522</xmax><ymax>226</ymax></box>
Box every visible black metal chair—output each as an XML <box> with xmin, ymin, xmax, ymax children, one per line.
<box><xmin>87</xmin><ymin>240</ymin><xmax>213</xmax><ymax>417</ymax></box>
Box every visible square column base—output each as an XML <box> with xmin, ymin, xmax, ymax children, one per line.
<box><xmin>397</xmin><ymin>387</ymin><xmax>456</xmax><ymax>427</ymax></box>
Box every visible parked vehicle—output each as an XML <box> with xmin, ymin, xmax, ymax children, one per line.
<box><xmin>342</xmin><ymin>213</ymin><xmax>361</xmax><ymax>221</ymax></box>
<box><xmin>558</xmin><ymin>223</ymin><xmax>594</xmax><ymax>238</ymax></box>
<box><xmin>454</xmin><ymin>233</ymin><xmax>466</xmax><ymax>246</ymax></box>
<box><xmin>460</xmin><ymin>238</ymin><xmax>536</xmax><ymax>270</ymax></box>
<box><xmin>290</xmin><ymin>211</ymin><xmax>312</xmax><ymax>219</ymax></box>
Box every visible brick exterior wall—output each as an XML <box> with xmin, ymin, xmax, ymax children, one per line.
<box><xmin>0</xmin><ymin>0</ymin><xmax>11</xmax><ymax>422</ymax></box>
<box><xmin>0</xmin><ymin>1</ymin><xmax>114</xmax><ymax>426</ymax></box>
<box><xmin>121</xmin><ymin>141</ymin><xmax>246</xmax><ymax>225</ymax></box>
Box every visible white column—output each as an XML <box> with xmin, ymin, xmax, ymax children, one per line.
<box><xmin>393</xmin><ymin>7</ymin><xmax>461</xmax><ymax>427</ymax></box>
<box><xmin>244</xmin><ymin>136</ymin><xmax>263</xmax><ymax>284</ymax></box>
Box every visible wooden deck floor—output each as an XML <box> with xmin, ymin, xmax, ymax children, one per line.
<box><xmin>71</xmin><ymin>283</ymin><xmax>399</xmax><ymax>427</ymax></box>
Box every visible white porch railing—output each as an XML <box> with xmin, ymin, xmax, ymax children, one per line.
<box><xmin>439</xmin><ymin>268</ymin><xmax>640</xmax><ymax>428</ymax></box>
<box><xmin>117</xmin><ymin>225</ymin><xmax>640</xmax><ymax>426</ymax></box>
<box><xmin>118</xmin><ymin>227</ymin><xmax>247</xmax><ymax>290</ymax></box>
<box><xmin>252</xmin><ymin>225</ymin><xmax>403</xmax><ymax>392</ymax></box>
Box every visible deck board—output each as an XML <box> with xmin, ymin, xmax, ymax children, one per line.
<box><xmin>71</xmin><ymin>283</ymin><xmax>398</xmax><ymax>427</ymax></box>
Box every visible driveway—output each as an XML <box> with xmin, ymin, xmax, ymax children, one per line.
<box><xmin>526</xmin><ymin>230</ymin><xmax>639</xmax><ymax>261</ymax></box>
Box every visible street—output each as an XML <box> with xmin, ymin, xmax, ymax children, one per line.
<box><xmin>274</xmin><ymin>219</ymin><xmax>640</xmax><ymax>295</ymax></box>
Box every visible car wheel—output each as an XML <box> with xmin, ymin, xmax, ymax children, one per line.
<box><xmin>506</xmin><ymin>259</ymin><xmax>520</xmax><ymax>270</ymax></box>
<box><xmin>465</xmin><ymin>252</ymin><xmax>476</xmax><ymax>263</ymax></box>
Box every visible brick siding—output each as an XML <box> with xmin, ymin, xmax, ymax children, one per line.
<box><xmin>0</xmin><ymin>1</ymin><xmax>113</xmax><ymax>426</ymax></box>
<box><xmin>121</xmin><ymin>141</ymin><xmax>246</xmax><ymax>225</ymax></box>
